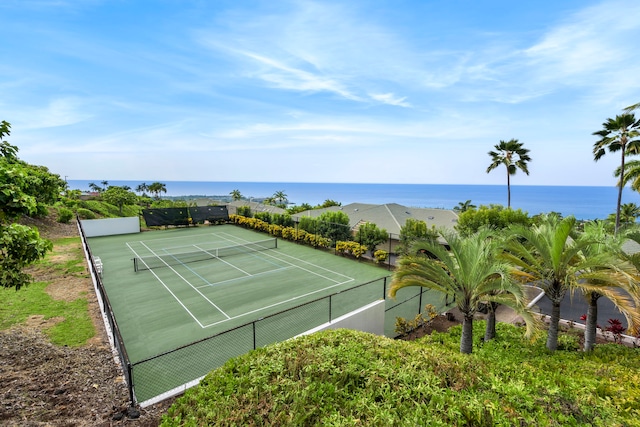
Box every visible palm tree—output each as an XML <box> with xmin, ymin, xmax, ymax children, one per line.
<box><xmin>579</xmin><ymin>222</ymin><xmax>640</xmax><ymax>351</ymax></box>
<box><xmin>620</xmin><ymin>203</ymin><xmax>640</xmax><ymax>225</ymax></box>
<box><xmin>273</xmin><ymin>190</ymin><xmax>288</xmax><ymax>206</ymax></box>
<box><xmin>624</xmin><ymin>102</ymin><xmax>640</xmax><ymax>114</ymax></box>
<box><xmin>453</xmin><ymin>200</ymin><xmax>476</xmax><ymax>213</ymax></box>
<box><xmin>390</xmin><ymin>228</ymin><xmax>535</xmax><ymax>354</ymax></box>
<box><xmin>136</xmin><ymin>183</ymin><xmax>149</xmax><ymax>195</ymax></box>
<box><xmin>593</xmin><ymin>113</ymin><xmax>640</xmax><ymax>233</ymax></box>
<box><xmin>147</xmin><ymin>182</ymin><xmax>167</xmax><ymax>199</ymax></box>
<box><xmin>100</xmin><ymin>180</ymin><xmax>109</xmax><ymax>191</ymax></box>
<box><xmin>230</xmin><ymin>189</ymin><xmax>243</xmax><ymax>201</ymax></box>
<box><xmin>486</xmin><ymin>139</ymin><xmax>531</xmax><ymax>208</ymax></box>
<box><xmin>502</xmin><ymin>215</ymin><xmax>636</xmax><ymax>351</ymax></box>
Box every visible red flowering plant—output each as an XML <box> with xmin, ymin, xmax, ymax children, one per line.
<box><xmin>604</xmin><ymin>318</ymin><xmax>626</xmax><ymax>344</ymax></box>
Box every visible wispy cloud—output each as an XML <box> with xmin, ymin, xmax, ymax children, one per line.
<box><xmin>369</xmin><ymin>93</ymin><xmax>411</xmax><ymax>107</ymax></box>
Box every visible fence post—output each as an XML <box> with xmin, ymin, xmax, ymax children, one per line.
<box><xmin>127</xmin><ymin>362</ymin><xmax>135</xmax><ymax>404</ymax></box>
<box><xmin>383</xmin><ymin>277</ymin><xmax>387</xmax><ymax>300</ymax></box>
<box><xmin>252</xmin><ymin>322</ymin><xmax>257</xmax><ymax>350</ymax></box>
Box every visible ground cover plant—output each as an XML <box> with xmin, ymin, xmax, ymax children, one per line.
<box><xmin>162</xmin><ymin>324</ymin><xmax>640</xmax><ymax>427</ymax></box>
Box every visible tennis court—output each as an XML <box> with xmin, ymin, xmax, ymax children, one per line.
<box><xmin>87</xmin><ymin>225</ymin><xmax>390</xmax><ymax>364</ymax></box>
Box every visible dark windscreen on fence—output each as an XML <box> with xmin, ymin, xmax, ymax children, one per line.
<box><xmin>142</xmin><ymin>208</ymin><xmax>190</xmax><ymax>226</ymax></box>
<box><xmin>190</xmin><ymin>206</ymin><xmax>229</xmax><ymax>223</ymax></box>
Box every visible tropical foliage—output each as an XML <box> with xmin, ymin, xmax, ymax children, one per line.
<box><xmin>453</xmin><ymin>199</ymin><xmax>476</xmax><ymax>213</ymax></box>
<box><xmin>486</xmin><ymin>139</ymin><xmax>531</xmax><ymax>208</ymax></box>
<box><xmin>593</xmin><ymin>113</ymin><xmax>640</xmax><ymax>232</ymax></box>
<box><xmin>390</xmin><ymin>229</ymin><xmax>535</xmax><ymax>353</ymax></box>
<box><xmin>0</xmin><ymin>120</ymin><xmax>63</xmax><ymax>289</ymax></box>
<box><xmin>577</xmin><ymin>222</ymin><xmax>640</xmax><ymax>351</ymax></box>
<box><xmin>162</xmin><ymin>326</ymin><xmax>640</xmax><ymax>426</ymax></box>
<box><xmin>396</xmin><ymin>218</ymin><xmax>438</xmax><ymax>256</ymax></box>
<box><xmin>354</xmin><ymin>222</ymin><xmax>388</xmax><ymax>255</ymax></box>
<box><xmin>502</xmin><ymin>215</ymin><xmax>638</xmax><ymax>351</ymax></box>
<box><xmin>455</xmin><ymin>204</ymin><xmax>531</xmax><ymax>237</ymax></box>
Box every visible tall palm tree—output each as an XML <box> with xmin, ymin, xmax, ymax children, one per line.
<box><xmin>502</xmin><ymin>215</ymin><xmax>635</xmax><ymax>351</ymax></box>
<box><xmin>147</xmin><ymin>182</ymin><xmax>167</xmax><ymax>199</ymax></box>
<box><xmin>593</xmin><ymin>113</ymin><xmax>640</xmax><ymax>233</ymax></box>
<box><xmin>390</xmin><ymin>228</ymin><xmax>535</xmax><ymax>354</ymax></box>
<box><xmin>624</xmin><ymin>102</ymin><xmax>640</xmax><ymax>114</ymax></box>
<box><xmin>579</xmin><ymin>222</ymin><xmax>640</xmax><ymax>351</ymax></box>
<box><xmin>136</xmin><ymin>183</ymin><xmax>149</xmax><ymax>195</ymax></box>
<box><xmin>229</xmin><ymin>189</ymin><xmax>243</xmax><ymax>201</ymax></box>
<box><xmin>486</xmin><ymin>139</ymin><xmax>531</xmax><ymax>208</ymax></box>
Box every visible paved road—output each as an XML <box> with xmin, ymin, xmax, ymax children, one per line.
<box><xmin>534</xmin><ymin>292</ymin><xmax>629</xmax><ymax>329</ymax></box>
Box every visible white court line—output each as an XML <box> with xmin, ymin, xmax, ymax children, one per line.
<box><xmin>192</xmin><ymin>245</ymin><xmax>252</xmax><ymax>276</ymax></box>
<box><xmin>202</xmin><ymin>277</ymin><xmax>354</xmax><ymax>328</ymax></box>
<box><xmin>135</xmin><ymin>241</ymin><xmax>231</xmax><ymax>322</ymax></box>
<box><xmin>126</xmin><ymin>242</ymin><xmax>204</xmax><ymax>328</ymax></box>
<box><xmin>194</xmin><ymin>265</ymin><xmax>294</xmax><ymax>289</ymax></box>
<box><xmin>215</xmin><ymin>232</ymin><xmax>355</xmax><ymax>284</ymax></box>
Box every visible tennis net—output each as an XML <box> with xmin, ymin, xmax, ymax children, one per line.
<box><xmin>133</xmin><ymin>238</ymin><xmax>278</xmax><ymax>272</ymax></box>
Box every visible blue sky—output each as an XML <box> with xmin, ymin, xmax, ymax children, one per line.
<box><xmin>2</xmin><ymin>0</ymin><xmax>639</xmax><ymax>186</ymax></box>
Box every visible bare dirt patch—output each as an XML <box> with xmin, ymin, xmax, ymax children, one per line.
<box><xmin>1</xmin><ymin>214</ymin><xmax>172</xmax><ymax>426</ymax></box>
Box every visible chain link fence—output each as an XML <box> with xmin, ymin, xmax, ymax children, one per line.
<box><xmin>79</xmin><ymin>220</ymin><xmax>447</xmax><ymax>405</ymax></box>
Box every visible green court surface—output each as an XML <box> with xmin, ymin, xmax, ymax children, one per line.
<box><xmin>87</xmin><ymin>225</ymin><xmax>391</xmax><ymax>364</ymax></box>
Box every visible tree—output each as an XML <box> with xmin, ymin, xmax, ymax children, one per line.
<box><xmin>486</xmin><ymin>139</ymin><xmax>531</xmax><ymax>208</ymax></box>
<box><xmin>147</xmin><ymin>182</ymin><xmax>167</xmax><ymax>199</ymax></box>
<box><xmin>319</xmin><ymin>199</ymin><xmax>341</xmax><ymax>208</ymax></box>
<box><xmin>624</xmin><ymin>102</ymin><xmax>640</xmax><ymax>114</ymax></box>
<box><xmin>390</xmin><ymin>229</ymin><xmax>535</xmax><ymax>354</ymax></box>
<box><xmin>605</xmin><ymin>203</ymin><xmax>640</xmax><ymax>228</ymax></box>
<box><xmin>396</xmin><ymin>218</ymin><xmax>438</xmax><ymax>256</ymax></box>
<box><xmin>579</xmin><ymin>222</ymin><xmax>640</xmax><ymax>351</ymax></box>
<box><xmin>316</xmin><ymin>211</ymin><xmax>352</xmax><ymax>244</ymax></box>
<box><xmin>487</xmin><ymin>139</ymin><xmax>531</xmax><ymax>208</ymax></box>
<box><xmin>0</xmin><ymin>120</ymin><xmax>60</xmax><ymax>289</ymax></box>
<box><xmin>502</xmin><ymin>215</ymin><xmax>635</xmax><ymax>351</ymax></box>
<box><xmin>354</xmin><ymin>222</ymin><xmax>388</xmax><ymax>255</ymax></box>
<box><xmin>102</xmin><ymin>186</ymin><xmax>138</xmax><ymax>215</ymax></box>
<box><xmin>453</xmin><ymin>200</ymin><xmax>476</xmax><ymax>213</ymax></box>
<box><xmin>593</xmin><ymin>113</ymin><xmax>640</xmax><ymax>233</ymax></box>
<box><xmin>455</xmin><ymin>204</ymin><xmax>531</xmax><ymax>237</ymax></box>
<box><xmin>230</xmin><ymin>189</ymin><xmax>243</xmax><ymax>201</ymax></box>
<box><xmin>273</xmin><ymin>190</ymin><xmax>288</xmax><ymax>206</ymax></box>
<box><xmin>135</xmin><ymin>183</ymin><xmax>149</xmax><ymax>195</ymax></box>
<box><xmin>88</xmin><ymin>182</ymin><xmax>102</xmax><ymax>193</ymax></box>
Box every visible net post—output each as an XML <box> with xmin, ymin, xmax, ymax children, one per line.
<box><xmin>275</xmin><ymin>238</ymin><xmax>278</xmax><ymax>249</ymax></box>
<box><xmin>133</xmin><ymin>258</ymin><xmax>138</xmax><ymax>272</ymax></box>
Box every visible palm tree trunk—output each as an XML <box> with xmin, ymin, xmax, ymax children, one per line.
<box><xmin>584</xmin><ymin>293</ymin><xmax>600</xmax><ymax>352</ymax></box>
<box><xmin>460</xmin><ymin>313</ymin><xmax>474</xmax><ymax>354</ymax></box>
<box><xmin>546</xmin><ymin>300</ymin><xmax>561</xmax><ymax>351</ymax></box>
<box><xmin>506</xmin><ymin>169</ymin><xmax>511</xmax><ymax>208</ymax></box>
<box><xmin>484</xmin><ymin>302</ymin><xmax>498</xmax><ymax>341</ymax></box>
<box><xmin>616</xmin><ymin>147</ymin><xmax>626</xmax><ymax>233</ymax></box>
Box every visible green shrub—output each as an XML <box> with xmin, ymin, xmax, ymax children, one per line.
<box><xmin>76</xmin><ymin>208</ymin><xmax>96</xmax><ymax>219</ymax></box>
<box><xmin>162</xmin><ymin>326</ymin><xmax>640</xmax><ymax>426</ymax></box>
<box><xmin>56</xmin><ymin>207</ymin><xmax>73</xmax><ymax>223</ymax></box>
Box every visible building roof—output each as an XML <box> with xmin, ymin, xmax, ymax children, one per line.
<box><xmin>292</xmin><ymin>203</ymin><xmax>458</xmax><ymax>236</ymax></box>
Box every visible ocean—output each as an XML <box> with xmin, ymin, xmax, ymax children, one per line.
<box><xmin>67</xmin><ymin>180</ymin><xmax>640</xmax><ymax>221</ymax></box>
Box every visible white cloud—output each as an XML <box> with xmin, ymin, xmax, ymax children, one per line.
<box><xmin>369</xmin><ymin>93</ymin><xmax>411</xmax><ymax>107</ymax></box>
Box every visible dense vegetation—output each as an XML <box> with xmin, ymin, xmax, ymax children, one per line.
<box><xmin>162</xmin><ymin>325</ymin><xmax>640</xmax><ymax>426</ymax></box>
